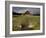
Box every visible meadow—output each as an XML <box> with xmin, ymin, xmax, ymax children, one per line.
<box><xmin>12</xmin><ymin>15</ymin><xmax>40</xmax><ymax>31</ymax></box>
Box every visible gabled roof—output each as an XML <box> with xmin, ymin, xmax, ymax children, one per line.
<box><xmin>24</xmin><ymin>10</ymin><xmax>32</xmax><ymax>15</ymax></box>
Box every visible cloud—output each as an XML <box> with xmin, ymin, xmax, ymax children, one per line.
<box><xmin>18</xmin><ymin>9</ymin><xmax>27</xmax><ymax>13</ymax></box>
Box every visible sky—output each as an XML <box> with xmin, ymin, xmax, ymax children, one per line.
<box><xmin>12</xmin><ymin>7</ymin><xmax>40</xmax><ymax>14</ymax></box>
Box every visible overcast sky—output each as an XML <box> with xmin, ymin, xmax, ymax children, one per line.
<box><xmin>12</xmin><ymin>7</ymin><xmax>40</xmax><ymax>14</ymax></box>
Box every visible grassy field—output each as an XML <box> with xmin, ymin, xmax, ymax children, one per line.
<box><xmin>12</xmin><ymin>15</ymin><xmax>40</xmax><ymax>31</ymax></box>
